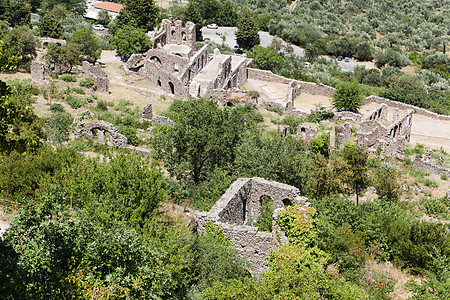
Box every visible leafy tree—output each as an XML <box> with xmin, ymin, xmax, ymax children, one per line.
<box><xmin>113</xmin><ymin>26</ymin><xmax>152</xmax><ymax>60</ymax></box>
<box><xmin>327</xmin><ymin>36</ymin><xmax>356</xmax><ymax>58</ymax></box>
<box><xmin>332</xmin><ymin>81</ymin><xmax>363</xmax><ymax>113</ymax></box>
<box><xmin>234</xmin><ymin>131</ymin><xmax>309</xmax><ymax>192</ymax></box>
<box><xmin>355</xmin><ymin>41</ymin><xmax>374</xmax><ymax>61</ymax></box>
<box><xmin>153</xmin><ymin>99</ymin><xmax>261</xmax><ymax>184</ymax></box>
<box><xmin>375</xmin><ymin>48</ymin><xmax>410</xmax><ymax>68</ymax></box>
<box><xmin>236</xmin><ymin>14</ymin><xmax>260</xmax><ymax>50</ymax></box>
<box><xmin>309</xmin><ymin>133</ymin><xmax>329</xmax><ymax>157</ymax></box>
<box><xmin>216</xmin><ymin>1</ymin><xmax>237</xmax><ymax>26</ymax></box>
<box><xmin>41</xmin><ymin>0</ymin><xmax>86</xmax><ymax>15</ymax></box>
<box><xmin>70</xmin><ymin>27</ymin><xmax>101</xmax><ymax>63</ymax></box>
<box><xmin>45</xmin><ymin>43</ymin><xmax>82</xmax><ymax>72</ymax></box>
<box><xmin>247</xmin><ymin>45</ymin><xmax>284</xmax><ymax>72</ymax></box>
<box><xmin>122</xmin><ymin>0</ymin><xmax>158</xmax><ymax>32</ymax></box>
<box><xmin>2</xmin><ymin>26</ymin><xmax>39</xmax><ymax>69</ymax></box>
<box><xmin>373</xmin><ymin>164</ymin><xmax>401</xmax><ymax>202</ymax></box>
<box><xmin>47</xmin><ymin>111</ymin><xmax>72</xmax><ymax>143</ymax></box>
<box><xmin>97</xmin><ymin>9</ymin><xmax>111</xmax><ymax>25</ymax></box>
<box><xmin>183</xmin><ymin>2</ymin><xmax>203</xmax><ymax>40</ymax></box>
<box><xmin>38</xmin><ymin>13</ymin><xmax>63</xmax><ymax>38</ymax></box>
<box><xmin>1</xmin><ymin>0</ymin><xmax>31</xmax><ymax>27</ymax></box>
<box><xmin>343</xmin><ymin>143</ymin><xmax>369</xmax><ymax>205</ymax></box>
<box><xmin>191</xmin><ymin>0</ymin><xmax>221</xmax><ymax>23</ymax></box>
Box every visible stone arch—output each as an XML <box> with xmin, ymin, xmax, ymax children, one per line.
<box><xmin>182</xmin><ymin>31</ymin><xmax>187</xmax><ymax>41</ymax></box>
<box><xmin>168</xmin><ymin>81</ymin><xmax>175</xmax><ymax>94</ymax></box>
<box><xmin>171</xmin><ymin>30</ymin><xmax>177</xmax><ymax>40</ymax></box>
<box><xmin>282</xmin><ymin>198</ymin><xmax>293</xmax><ymax>206</ymax></box>
<box><xmin>150</xmin><ymin>56</ymin><xmax>162</xmax><ymax>65</ymax></box>
<box><xmin>74</xmin><ymin>120</ymin><xmax>128</xmax><ymax>148</ymax></box>
<box><xmin>226</xmin><ymin>101</ymin><xmax>234</xmax><ymax>107</ymax></box>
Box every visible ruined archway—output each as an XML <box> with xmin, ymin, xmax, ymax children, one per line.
<box><xmin>150</xmin><ymin>56</ymin><xmax>162</xmax><ymax>65</ymax></box>
<box><xmin>168</xmin><ymin>81</ymin><xmax>175</xmax><ymax>94</ymax></box>
<box><xmin>74</xmin><ymin>120</ymin><xmax>128</xmax><ymax>148</ymax></box>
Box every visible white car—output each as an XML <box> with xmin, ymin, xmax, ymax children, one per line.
<box><xmin>93</xmin><ymin>24</ymin><xmax>105</xmax><ymax>31</ymax></box>
<box><xmin>206</xmin><ymin>23</ymin><xmax>218</xmax><ymax>29</ymax></box>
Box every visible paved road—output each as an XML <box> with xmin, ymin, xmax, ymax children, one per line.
<box><xmin>201</xmin><ymin>26</ymin><xmax>372</xmax><ymax>72</ymax></box>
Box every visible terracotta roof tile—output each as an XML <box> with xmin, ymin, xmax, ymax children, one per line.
<box><xmin>92</xmin><ymin>2</ymin><xmax>124</xmax><ymax>12</ymax></box>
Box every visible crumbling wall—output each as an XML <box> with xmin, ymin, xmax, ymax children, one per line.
<box><xmin>364</xmin><ymin>95</ymin><xmax>450</xmax><ymax>121</ymax></box>
<box><xmin>363</xmin><ymin>104</ymin><xmax>388</xmax><ymax>122</ymax></box>
<box><xmin>297</xmin><ymin>125</ymin><xmax>318</xmax><ymax>144</ymax></box>
<box><xmin>333</xmin><ymin>111</ymin><xmax>363</xmax><ymax>123</ymax></box>
<box><xmin>286</xmin><ymin>81</ymin><xmax>301</xmax><ymax>111</ymax></box>
<box><xmin>413</xmin><ymin>158</ymin><xmax>450</xmax><ymax>177</ymax></box>
<box><xmin>247</xmin><ymin>68</ymin><xmax>336</xmax><ymax>97</ymax></box>
<box><xmin>152</xmin><ymin>19</ymin><xmax>196</xmax><ymax>57</ymax></box>
<box><xmin>196</xmin><ymin>177</ymin><xmax>310</xmax><ymax>275</ymax></box>
<box><xmin>334</xmin><ymin>122</ymin><xmax>352</xmax><ymax>149</ymax></box>
<box><xmin>82</xmin><ymin>61</ymin><xmax>109</xmax><ymax>92</ymax></box>
<box><xmin>74</xmin><ymin>120</ymin><xmax>127</xmax><ymax>147</ymax></box>
<box><xmin>31</xmin><ymin>61</ymin><xmax>48</xmax><ymax>85</ymax></box>
<box><xmin>39</xmin><ymin>37</ymin><xmax>67</xmax><ymax>48</ymax></box>
<box><xmin>141</xmin><ymin>104</ymin><xmax>153</xmax><ymax>120</ymax></box>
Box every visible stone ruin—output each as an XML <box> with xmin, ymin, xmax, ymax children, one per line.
<box><xmin>195</xmin><ymin>177</ymin><xmax>310</xmax><ymax>275</ymax></box>
<box><xmin>140</xmin><ymin>103</ymin><xmax>174</xmax><ymax>126</ymax></box>
<box><xmin>74</xmin><ymin>120</ymin><xmax>151</xmax><ymax>156</ymax></box>
<box><xmin>125</xmin><ymin>19</ymin><xmax>252</xmax><ymax>99</ymax></box>
<box><xmin>82</xmin><ymin>61</ymin><xmax>109</xmax><ymax>92</ymax></box>
<box><xmin>73</xmin><ymin>110</ymin><xmax>93</xmax><ymax>124</ymax></box>
<box><xmin>39</xmin><ymin>37</ymin><xmax>67</xmax><ymax>48</ymax></box>
<box><xmin>413</xmin><ymin>149</ymin><xmax>450</xmax><ymax>177</ymax></box>
<box><xmin>31</xmin><ymin>61</ymin><xmax>48</xmax><ymax>86</ymax></box>
<box><xmin>74</xmin><ymin>120</ymin><xmax>128</xmax><ymax>147</ymax></box>
<box><xmin>297</xmin><ymin>125</ymin><xmax>318</xmax><ymax>144</ymax></box>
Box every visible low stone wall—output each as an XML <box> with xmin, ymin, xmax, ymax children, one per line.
<box><xmin>152</xmin><ymin>116</ymin><xmax>173</xmax><ymax>126</ymax></box>
<box><xmin>82</xmin><ymin>61</ymin><xmax>109</xmax><ymax>92</ymax></box>
<box><xmin>364</xmin><ymin>95</ymin><xmax>450</xmax><ymax>121</ymax></box>
<box><xmin>413</xmin><ymin>158</ymin><xmax>450</xmax><ymax>176</ymax></box>
<box><xmin>247</xmin><ymin>68</ymin><xmax>335</xmax><ymax>97</ymax></box>
<box><xmin>74</xmin><ymin>120</ymin><xmax>127</xmax><ymax>147</ymax></box>
<box><xmin>333</xmin><ymin>111</ymin><xmax>363</xmax><ymax>123</ymax></box>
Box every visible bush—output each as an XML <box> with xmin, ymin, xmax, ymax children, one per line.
<box><xmin>266</xmin><ymin>105</ymin><xmax>283</xmax><ymax>115</ymax></box>
<box><xmin>310</xmin><ymin>134</ymin><xmax>329</xmax><ymax>157</ymax></box>
<box><xmin>96</xmin><ymin>100</ymin><xmax>108</xmax><ymax>111</ymax></box>
<box><xmin>281</xmin><ymin>115</ymin><xmax>302</xmax><ymax>132</ymax></box>
<box><xmin>66</xmin><ymin>95</ymin><xmax>84</xmax><ymax>109</ymax></box>
<box><xmin>79</xmin><ymin>78</ymin><xmax>95</xmax><ymax>88</ymax></box>
<box><xmin>86</xmin><ymin>95</ymin><xmax>98</xmax><ymax>103</ymax></box>
<box><xmin>50</xmin><ymin>103</ymin><xmax>65</xmax><ymax>112</ymax></box>
<box><xmin>441</xmin><ymin>174</ymin><xmax>448</xmax><ymax>181</ymax></box>
<box><xmin>60</xmin><ymin>74</ymin><xmax>76</xmax><ymax>82</ymax></box>
<box><xmin>71</xmin><ymin>87</ymin><xmax>85</xmax><ymax>95</ymax></box>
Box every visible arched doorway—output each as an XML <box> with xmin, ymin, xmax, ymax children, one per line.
<box><xmin>168</xmin><ymin>82</ymin><xmax>175</xmax><ymax>94</ymax></box>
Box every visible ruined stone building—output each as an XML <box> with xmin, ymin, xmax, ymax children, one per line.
<box><xmin>124</xmin><ymin>19</ymin><xmax>252</xmax><ymax>99</ymax></box>
<box><xmin>195</xmin><ymin>177</ymin><xmax>310</xmax><ymax>275</ymax></box>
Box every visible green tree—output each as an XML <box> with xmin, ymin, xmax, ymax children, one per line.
<box><xmin>355</xmin><ymin>42</ymin><xmax>374</xmax><ymax>61</ymax></box>
<box><xmin>153</xmin><ymin>99</ymin><xmax>262</xmax><ymax>184</ymax></box>
<box><xmin>309</xmin><ymin>133</ymin><xmax>329</xmax><ymax>157</ymax></box>
<box><xmin>113</xmin><ymin>26</ymin><xmax>152</xmax><ymax>60</ymax></box>
<box><xmin>236</xmin><ymin>14</ymin><xmax>260</xmax><ymax>50</ymax></box>
<box><xmin>247</xmin><ymin>45</ymin><xmax>284</xmax><ymax>72</ymax></box>
<box><xmin>70</xmin><ymin>27</ymin><xmax>101</xmax><ymax>63</ymax></box>
<box><xmin>2</xmin><ymin>25</ymin><xmax>39</xmax><ymax>69</ymax></box>
<box><xmin>41</xmin><ymin>0</ymin><xmax>86</xmax><ymax>15</ymax></box>
<box><xmin>47</xmin><ymin>111</ymin><xmax>72</xmax><ymax>143</ymax></box>
<box><xmin>373</xmin><ymin>164</ymin><xmax>401</xmax><ymax>202</ymax></box>
<box><xmin>122</xmin><ymin>0</ymin><xmax>158</xmax><ymax>32</ymax></box>
<box><xmin>183</xmin><ymin>2</ymin><xmax>203</xmax><ymax>40</ymax></box>
<box><xmin>234</xmin><ymin>131</ymin><xmax>309</xmax><ymax>192</ymax></box>
<box><xmin>38</xmin><ymin>13</ymin><xmax>63</xmax><ymax>38</ymax></box>
<box><xmin>97</xmin><ymin>9</ymin><xmax>110</xmax><ymax>25</ymax></box>
<box><xmin>45</xmin><ymin>43</ymin><xmax>82</xmax><ymax>72</ymax></box>
<box><xmin>327</xmin><ymin>36</ymin><xmax>356</xmax><ymax>58</ymax></box>
<box><xmin>2</xmin><ymin>0</ymin><xmax>31</xmax><ymax>27</ymax></box>
<box><xmin>375</xmin><ymin>48</ymin><xmax>410</xmax><ymax>68</ymax></box>
<box><xmin>332</xmin><ymin>81</ymin><xmax>363</xmax><ymax>113</ymax></box>
<box><xmin>343</xmin><ymin>143</ymin><xmax>369</xmax><ymax>205</ymax></box>
<box><xmin>216</xmin><ymin>1</ymin><xmax>237</xmax><ymax>26</ymax></box>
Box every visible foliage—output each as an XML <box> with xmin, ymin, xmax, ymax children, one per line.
<box><xmin>373</xmin><ymin>164</ymin><xmax>401</xmax><ymax>202</ymax></box>
<box><xmin>280</xmin><ymin>114</ymin><xmax>302</xmax><ymax>132</ymax></box>
<box><xmin>41</xmin><ymin>0</ymin><xmax>87</xmax><ymax>15</ymax></box>
<box><xmin>66</xmin><ymin>95</ymin><xmax>84</xmax><ymax>109</ymax></box>
<box><xmin>254</xmin><ymin>195</ymin><xmax>274</xmax><ymax>232</ymax></box>
<box><xmin>236</xmin><ymin>14</ymin><xmax>260</xmax><ymax>50</ymax></box>
<box><xmin>183</xmin><ymin>2</ymin><xmax>203</xmax><ymax>40</ymax></box>
<box><xmin>0</xmin><ymin>0</ymin><xmax>30</xmax><ymax>27</ymax></box>
<box><xmin>60</xmin><ymin>74</ymin><xmax>76</xmax><ymax>82</ymax></box>
<box><xmin>113</xmin><ymin>26</ymin><xmax>152</xmax><ymax>60</ymax></box>
<box><xmin>47</xmin><ymin>111</ymin><xmax>72</xmax><ymax>143</ymax></box>
<box><xmin>343</xmin><ymin>143</ymin><xmax>369</xmax><ymax>205</ymax></box>
<box><xmin>38</xmin><ymin>13</ymin><xmax>63</xmax><ymax>38</ymax></box>
<box><xmin>247</xmin><ymin>45</ymin><xmax>284</xmax><ymax>72</ymax></box>
<box><xmin>153</xmin><ymin>99</ymin><xmax>261</xmax><ymax>184</ymax></box>
<box><xmin>70</xmin><ymin>27</ymin><xmax>101</xmax><ymax>63</ymax></box>
<box><xmin>1</xmin><ymin>26</ymin><xmax>38</xmax><ymax>70</ymax></box>
<box><xmin>278</xmin><ymin>205</ymin><xmax>317</xmax><ymax>247</ymax></box>
<box><xmin>234</xmin><ymin>131</ymin><xmax>309</xmax><ymax>192</ymax></box>
<box><xmin>50</xmin><ymin>103</ymin><xmax>65</xmax><ymax>112</ymax></box>
<box><xmin>375</xmin><ymin>48</ymin><xmax>410</xmax><ymax>68</ymax></box>
<box><xmin>45</xmin><ymin>43</ymin><xmax>82</xmax><ymax>72</ymax></box>
<box><xmin>121</xmin><ymin>0</ymin><xmax>158</xmax><ymax>32</ymax></box>
<box><xmin>97</xmin><ymin>9</ymin><xmax>110</xmax><ymax>25</ymax></box>
<box><xmin>333</xmin><ymin>81</ymin><xmax>363</xmax><ymax>113</ymax></box>
<box><xmin>310</xmin><ymin>133</ymin><xmax>329</xmax><ymax>157</ymax></box>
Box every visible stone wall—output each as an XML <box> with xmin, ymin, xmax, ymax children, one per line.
<box><xmin>82</xmin><ymin>61</ymin><xmax>109</xmax><ymax>92</ymax></box>
<box><xmin>413</xmin><ymin>158</ymin><xmax>450</xmax><ymax>176</ymax></box>
<box><xmin>334</xmin><ymin>122</ymin><xmax>352</xmax><ymax>149</ymax></box>
<box><xmin>141</xmin><ymin>104</ymin><xmax>153</xmax><ymax>120</ymax></box>
<box><xmin>333</xmin><ymin>111</ymin><xmax>363</xmax><ymax>123</ymax></box>
<box><xmin>196</xmin><ymin>177</ymin><xmax>310</xmax><ymax>275</ymax></box>
<box><xmin>39</xmin><ymin>37</ymin><xmax>67</xmax><ymax>48</ymax></box>
<box><xmin>74</xmin><ymin>120</ymin><xmax>128</xmax><ymax>147</ymax></box>
<box><xmin>152</xmin><ymin>116</ymin><xmax>174</xmax><ymax>126</ymax></box>
<box><xmin>247</xmin><ymin>68</ymin><xmax>336</xmax><ymax>97</ymax></box>
<box><xmin>297</xmin><ymin>125</ymin><xmax>318</xmax><ymax>144</ymax></box>
<box><xmin>31</xmin><ymin>61</ymin><xmax>47</xmax><ymax>85</ymax></box>
<box><xmin>364</xmin><ymin>95</ymin><xmax>450</xmax><ymax>121</ymax></box>
<box><xmin>152</xmin><ymin>20</ymin><xmax>196</xmax><ymax>57</ymax></box>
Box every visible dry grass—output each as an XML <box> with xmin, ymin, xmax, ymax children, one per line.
<box><xmin>363</xmin><ymin>260</ymin><xmax>419</xmax><ymax>300</ymax></box>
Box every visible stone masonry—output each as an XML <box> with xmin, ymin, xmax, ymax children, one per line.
<box><xmin>74</xmin><ymin>120</ymin><xmax>128</xmax><ymax>147</ymax></box>
<box><xmin>31</xmin><ymin>61</ymin><xmax>48</xmax><ymax>85</ymax></box>
<box><xmin>196</xmin><ymin>177</ymin><xmax>309</xmax><ymax>275</ymax></box>
<box><xmin>82</xmin><ymin>61</ymin><xmax>109</xmax><ymax>92</ymax></box>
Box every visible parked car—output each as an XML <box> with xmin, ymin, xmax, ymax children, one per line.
<box><xmin>206</xmin><ymin>23</ymin><xmax>219</xmax><ymax>29</ymax></box>
<box><xmin>344</xmin><ymin>57</ymin><xmax>350</xmax><ymax>62</ymax></box>
<box><xmin>93</xmin><ymin>24</ymin><xmax>105</xmax><ymax>31</ymax></box>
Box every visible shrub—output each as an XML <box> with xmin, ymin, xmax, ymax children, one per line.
<box><xmin>440</xmin><ymin>174</ymin><xmax>448</xmax><ymax>181</ymax></box>
<box><xmin>254</xmin><ymin>195</ymin><xmax>274</xmax><ymax>232</ymax></box>
<box><xmin>66</xmin><ymin>95</ymin><xmax>84</xmax><ymax>109</ymax></box>
<box><xmin>423</xmin><ymin>178</ymin><xmax>439</xmax><ymax>188</ymax></box>
<box><xmin>310</xmin><ymin>134</ymin><xmax>330</xmax><ymax>157</ymax></box>
<box><xmin>60</xmin><ymin>74</ymin><xmax>76</xmax><ymax>82</ymax></box>
<box><xmin>71</xmin><ymin>87</ymin><xmax>85</xmax><ymax>95</ymax></box>
<box><xmin>79</xmin><ymin>78</ymin><xmax>95</xmax><ymax>88</ymax></box>
<box><xmin>86</xmin><ymin>95</ymin><xmax>98</xmax><ymax>103</ymax></box>
<box><xmin>266</xmin><ymin>105</ymin><xmax>283</xmax><ymax>115</ymax></box>
<box><xmin>50</xmin><ymin>103</ymin><xmax>65</xmax><ymax>112</ymax></box>
<box><xmin>281</xmin><ymin>115</ymin><xmax>302</xmax><ymax>132</ymax></box>
<box><xmin>96</xmin><ymin>100</ymin><xmax>108</xmax><ymax>111</ymax></box>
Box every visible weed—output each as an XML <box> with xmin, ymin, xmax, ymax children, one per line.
<box><xmin>50</xmin><ymin>103</ymin><xmax>65</xmax><ymax>113</ymax></box>
<box><xmin>266</xmin><ymin>105</ymin><xmax>283</xmax><ymax>115</ymax></box>
<box><xmin>66</xmin><ymin>95</ymin><xmax>84</xmax><ymax>109</ymax></box>
<box><xmin>60</xmin><ymin>74</ymin><xmax>76</xmax><ymax>82</ymax></box>
<box><xmin>79</xmin><ymin>78</ymin><xmax>95</xmax><ymax>88</ymax></box>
